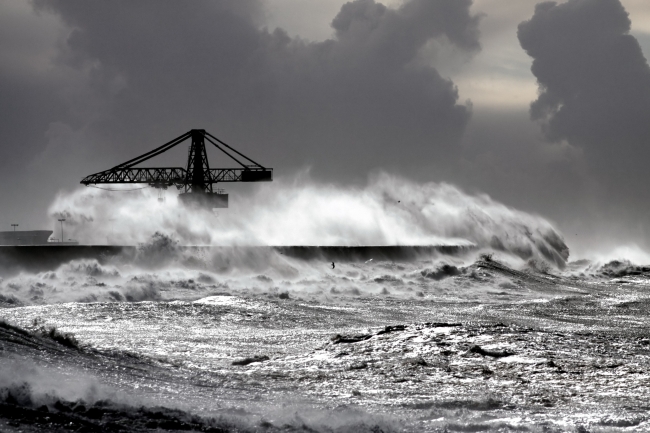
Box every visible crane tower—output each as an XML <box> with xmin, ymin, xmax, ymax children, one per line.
<box><xmin>80</xmin><ymin>129</ymin><xmax>272</xmax><ymax>208</ymax></box>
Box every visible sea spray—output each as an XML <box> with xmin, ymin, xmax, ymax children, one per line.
<box><xmin>49</xmin><ymin>172</ymin><xmax>569</xmax><ymax>266</ymax></box>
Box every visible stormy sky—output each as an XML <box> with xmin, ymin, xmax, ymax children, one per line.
<box><xmin>2</xmin><ymin>0</ymin><xmax>650</xmax><ymax>256</ymax></box>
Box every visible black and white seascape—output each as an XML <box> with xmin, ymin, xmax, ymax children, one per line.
<box><xmin>3</xmin><ymin>0</ymin><xmax>650</xmax><ymax>431</ymax></box>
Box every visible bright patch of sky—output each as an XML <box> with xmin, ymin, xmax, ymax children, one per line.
<box><xmin>264</xmin><ymin>0</ymin><xmax>650</xmax><ymax>109</ymax></box>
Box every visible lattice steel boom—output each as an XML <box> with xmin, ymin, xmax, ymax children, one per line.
<box><xmin>80</xmin><ymin>167</ymin><xmax>272</xmax><ymax>186</ymax></box>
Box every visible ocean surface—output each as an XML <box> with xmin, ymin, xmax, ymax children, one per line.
<box><xmin>1</xmin><ymin>242</ymin><xmax>649</xmax><ymax>432</ymax></box>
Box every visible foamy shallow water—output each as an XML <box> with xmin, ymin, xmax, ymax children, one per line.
<box><xmin>2</xmin><ymin>253</ymin><xmax>650</xmax><ymax>432</ymax></box>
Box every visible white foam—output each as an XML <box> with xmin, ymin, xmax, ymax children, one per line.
<box><xmin>193</xmin><ymin>295</ymin><xmax>243</xmax><ymax>306</ymax></box>
<box><xmin>497</xmin><ymin>355</ymin><xmax>545</xmax><ymax>364</ymax></box>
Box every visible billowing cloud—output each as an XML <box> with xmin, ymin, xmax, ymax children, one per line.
<box><xmin>518</xmin><ymin>0</ymin><xmax>650</xmax><ymax>192</ymax></box>
<box><xmin>30</xmin><ymin>0</ymin><xmax>481</xmax><ymax>180</ymax></box>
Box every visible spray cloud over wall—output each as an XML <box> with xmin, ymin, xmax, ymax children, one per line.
<box><xmin>49</xmin><ymin>173</ymin><xmax>568</xmax><ymax>265</ymax></box>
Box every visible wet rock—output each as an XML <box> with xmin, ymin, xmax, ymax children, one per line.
<box><xmin>376</xmin><ymin>324</ymin><xmax>407</xmax><ymax>335</ymax></box>
<box><xmin>53</xmin><ymin>400</ymin><xmax>72</xmax><ymax>413</ymax></box>
<box><xmin>593</xmin><ymin>362</ymin><xmax>623</xmax><ymax>369</ymax></box>
<box><xmin>469</xmin><ymin>345</ymin><xmax>514</xmax><ymax>358</ymax></box>
<box><xmin>424</xmin><ymin>322</ymin><xmax>462</xmax><ymax>328</ymax></box>
<box><xmin>85</xmin><ymin>407</ymin><xmax>105</xmax><ymax>419</ymax></box>
<box><xmin>331</xmin><ymin>334</ymin><xmax>372</xmax><ymax>344</ymax></box>
<box><xmin>231</xmin><ymin>355</ymin><xmax>269</xmax><ymax>366</ymax></box>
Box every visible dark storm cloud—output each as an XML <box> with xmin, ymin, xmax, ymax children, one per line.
<box><xmin>0</xmin><ymin>6</ymin><xmax>66</xmax><ymax>169</ymax></box>
<box><xmin>518</xmin><ymin>0</ymin><xmax>650</xmax><ymax>192</ymax></box>
<box><xmin>0</xmin><ymin>72</ymin><xmax>62</xmax><ymax>167</ymax></box>
<box><xmin>30</xmin><ymin>0</ymin><xmax>481</xmax><ymax>178</ymax></box>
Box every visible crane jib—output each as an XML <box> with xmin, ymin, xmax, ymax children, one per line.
<box><xmin>80</xmin><ymin>167</ymin><xmax>273</xmax><ymax>185</ymax></box>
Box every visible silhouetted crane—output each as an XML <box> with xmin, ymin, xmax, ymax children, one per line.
<box><xmin>80</xmin><ymin>129</ymin><xmax>272</xmax><ymax>208</ymax></box>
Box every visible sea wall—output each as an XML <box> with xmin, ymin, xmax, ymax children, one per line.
<box><xmin>0</xmin><ymin>245</ymin><xmax>473</xmax><ymax>276</ymax></box>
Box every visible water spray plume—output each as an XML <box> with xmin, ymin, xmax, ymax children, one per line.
<box><xmin>49</xmin><ymin>172</ymin><xmax>569</xmax><ymax>266</ymax></box>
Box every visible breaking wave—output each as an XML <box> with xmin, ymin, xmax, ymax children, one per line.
<box><xmin>0</xmin><ymin>241</ymin><xmax>570</xmax><ymax>307</ymax></box>
<box><xmin>49</xmin><ymin>173</ymin><xmax>569</xmax><ymax>266</ymax></box>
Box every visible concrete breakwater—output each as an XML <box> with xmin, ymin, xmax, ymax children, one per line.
<box><xmin>0</xmin><ymin>245</ymin><xmax>472</xmax><ymax>275</ymax></box>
